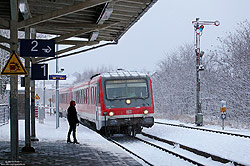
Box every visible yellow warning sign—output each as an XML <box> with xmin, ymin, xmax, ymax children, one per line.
<box><xmin>1</xmin><ymin>52</ymin><xmax>28</xmax><ymax>75</ymax></box>
<box><xmin>35</xmin><ymin>94</ymin><xmax>40</xmax><ymax>100</ymax></box>
<box><xmin>221</xmin><ymin>107</ymin><xmax>226</xmax><ymax>112</ymax></box>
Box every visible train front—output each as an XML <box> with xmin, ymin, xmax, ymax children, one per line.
<box><xmin>100</xmin><ymin>72</ymin><xmax>154</xmax><ymax>136</ymax></box>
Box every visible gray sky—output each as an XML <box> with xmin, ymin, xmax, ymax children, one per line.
<box><xmin>48</xmin><ymin>0</ymin><xmax>250</xmax><ymax>82</ymax></box>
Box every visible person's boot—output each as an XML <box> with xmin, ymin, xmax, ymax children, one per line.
<box><xmin>73</xmin><ymin>139</ymin><xmax>79</xmax><ymax>144</ymax></box>
<box><xmin>67</xmin><ymin>138</ymin><xmax>73</xmax><ymax>143</ymax></box>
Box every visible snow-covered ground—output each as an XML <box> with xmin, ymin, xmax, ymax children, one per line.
<box><xmin>1</xmin><ymin>115</ymin><xmax>250</xmax><ymax>166</ymax></box>
<box><xmin>143</xmin><ymin>119</ymin><xmax>250</xmax><ymax>165</ymax></box>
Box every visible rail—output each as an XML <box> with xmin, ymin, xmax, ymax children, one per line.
<box><xmin>0</xmin><ymin>104</ymin><xmax>9</xmax><ymax>126</ymax></box>
<box><xmin>155</xmin><ymin>121</ymin><xmax>250</xmax><ymax>139</ymax></box>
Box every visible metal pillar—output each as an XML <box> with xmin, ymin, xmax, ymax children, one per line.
<box><xmin>10</xmin><ymin>0</ymin><xmax>19</xmax><ymax>160</ymax></box>
<box><xmin>43</xmin><ymin>79</ymin><xmax>45</xmax><ymax>116</ymax></box>
<box><xmin>192</xmin><ymin>18</ymin><xmax>220</xmax><ymax>126</ymax></box>
<box><xmin>30</xmin><ymin>29</ymin><xmax>39</xmax><ymax>141</ymax></box>
<box><xmin>56</xmin><ymin>42</ymin><xmax>59</xmax><ymax>129</ymax></box>
<box><xmin>22</xmin><ymin>27</ymin><xmax>35</xmax><ymax>152</ymax></box>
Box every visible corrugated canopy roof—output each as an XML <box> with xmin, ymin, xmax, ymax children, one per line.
<box><xmin>0</xmin><ymin>0</ymin><xmax>157</xmax><ymax>62</ymax></box>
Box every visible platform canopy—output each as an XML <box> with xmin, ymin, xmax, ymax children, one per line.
<box><xmin>0</xmin><ymin>0</ymin><xmax>157</xmax><ymax>62</ymax></box>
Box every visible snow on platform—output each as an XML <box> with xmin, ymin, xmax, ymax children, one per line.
<box><xmin>0</xmin><ymin>115</ymin><xmax>142</xmax><ymax>166</ymax></box>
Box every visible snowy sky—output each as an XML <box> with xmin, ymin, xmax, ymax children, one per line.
<box><xmin>47</xmin><ymin>0</ymin><xmax>250</xmax><ymax>82</ymax></box>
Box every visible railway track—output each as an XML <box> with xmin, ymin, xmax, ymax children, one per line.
<box><xmin>133</xmin><ymin>136</ymin><xmax>204</xmax><ymax>166</ymax></box>
<box><xmin>80</xmin><ymin>121</ymin><xmax>247</xmax><ymax>165</ymax></box>
<box><xmin>109</xmin><ymin>135</ymin><xmax>210</xmax><ymax>166</ymax></box>
<box><xmin>109</xmin><ymin>136</ymin><xmax>205</xmax><ymax>166</ymax></box>
<box><xmin>141</xmin><ymin>132</ymin><xmax>244</xmax><ymax>166</ymax></box>
<box><xmin>155</xmin><ymin>121</ymin><xmax>250</xmax><ymax>139</ymax></box>
<box><xmin>108</xmin><ymin>138</ymin><xmax>154</xmax><ymax>166</ymax></box>
<box><xmin>109</xmin><ymin>132</ymin><xmax>246</xmax><ymax>166</ymax></box>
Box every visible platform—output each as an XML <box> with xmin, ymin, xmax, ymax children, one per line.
<box><xmin>0</xmin><ymin>140</ymin><xmax>141</xmax><ymax>166</ymax></box>
<box><xmin>0</xmin><ymin>116</ymin><xmax>142</xmax><ymax>166</ymax></box>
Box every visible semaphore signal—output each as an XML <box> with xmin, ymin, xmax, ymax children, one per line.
<box><xmin>192</xmin><ymin>18</ymin><xmax>220</xmax><ymax>126</ymax></box>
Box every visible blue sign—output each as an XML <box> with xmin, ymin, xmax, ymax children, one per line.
<box><xmin>20</xmin><ymin>39</ymin><xmax>55</xmax><ymax>57</ymax></box>
<box><xmin>31</xmin><ymin>64</ymin><xmax>48</xmax><ymax>80</ymax></box>
<box><xmin>49</xmin><ymin>74</ymin><xmax>67</xmax><ymax>80</ymax></box>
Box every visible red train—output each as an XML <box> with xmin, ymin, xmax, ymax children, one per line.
<box><xmin>55</xmin><ymin>70</ymin><xmax>154</xmax><ymax>136</ymax></box>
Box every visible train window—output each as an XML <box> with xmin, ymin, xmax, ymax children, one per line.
<box><xmin>77</xmin><ymin>90</ymin><xmax>80</xmax><ymax>104</ymax></box>
<box><xmin>86</xmin><ymin>88</ymin><xmax>89</xmax><ymax>104</ymax></box>
<box><xmin>75</xmin><ymin>91</ymin><xmax>78</xmax><ymax>103</ymax></box>
<box><xmin>105</xmin><ymin>79</ymin><xmax>149</xmax><ymax>100</ymax></box>
<box><xmin>97</xmin><ymin>85</ymin><xmax>100</xmax><ymax>104</ymax></box>
<box><xmin>83</xmin><ymin>89</ymin><xmax>86</xmax><ymax>104</ymax></box>
<box><xmin>94</xmin><ymin>87</ymin><xmax>96</xmax><ymax>104</ymax></box>
<box><xmin>95</xmin><ymin>87</ymin><xmax>99</xmax><ymax>104</ymax></box>
<box><xmin>91</xmin><ymin>87</ymin><xmax>94</xmax><ymax>104</ymax></box>
<box><xmin>80</xmin><ymin>90</ymin><xmax>82</xmax><ymax>104</ymax></box>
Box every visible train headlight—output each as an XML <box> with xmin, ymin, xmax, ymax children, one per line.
<box><xmin>126</xmin><ymin>99</ymin><xmax>131</xmax><ymax>105</ymax></box>
<box><xmin>109</xmin><ymin>111</ymin><xmax>114</xmax><ymax>116</ymax></box>
<box><xmin>144</xmin><ymin>110</ymin><xmax>149</xmax><ymax>115</ymax></box>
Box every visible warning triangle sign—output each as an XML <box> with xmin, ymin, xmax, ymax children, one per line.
<box><xmin>35</xmin><ymin>94</ymin><xmax>40</xmax><ymax>100</ymax></box>
<box><xmin>1</xmin><ymin>51</ymin><xmax>28</xmax><ymax>75</ymax></box>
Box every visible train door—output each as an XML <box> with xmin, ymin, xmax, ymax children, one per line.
<box><xmin>95</xmin><ymin>84</ymin><xmax>102</xmax><ymax>130</ymax></box>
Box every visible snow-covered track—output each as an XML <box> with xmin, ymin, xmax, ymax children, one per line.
<box><xmin>141</xmin><ymin>132</ymin><xmax>244</xmax><ymax>166</ymax></box>
<box><xmin>108</xmin><ymin>137</ymin><xmax>154</xmax><ymax>166</ymax></box>
<box><xmin>155</xmin><ymin>121</ymin><xmax>250</xmax><ymax>139</ymax></box>
<box><xmin>134</xmin><ymin>136</ymin><xmax>204</xmax><ymax>166</ymax></box>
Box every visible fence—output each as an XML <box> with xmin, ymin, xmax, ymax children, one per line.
<box><xmin>0</xmin><ymin>104</ymin><xmax>9</xmax><ymax>126</ymax></box>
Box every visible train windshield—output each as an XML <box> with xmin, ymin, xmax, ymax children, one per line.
<box><xmin>105</xmin><ymin>79</ymin><xmax>148</xmax><ymax>100</ymax></box>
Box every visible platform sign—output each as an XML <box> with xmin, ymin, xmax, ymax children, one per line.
<box><xmin>20</xmin><ymin>39</ymin><xmax>55</xmax><ymax>57</ymax></box>
<box><xmin>49</xmin><ymin>74</ymin><xmax>67</xmax><ymax>80</ymax></box>
<box><xmin>1</xmin><ymin>52</ymin><xmax>28</xmax><ymax>75</ymax></box>
<box><xmin>31</xmin><ymin>64</ymin><xmax>48</xmax><ymax>80</ymax></box>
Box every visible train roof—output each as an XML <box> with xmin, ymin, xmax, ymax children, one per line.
<box><xmin>100</xmin><ymin>70</ymin><xmax>148</xmax><ymax>78</ymax></box>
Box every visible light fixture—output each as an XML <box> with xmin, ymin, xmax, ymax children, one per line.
<box><xmin>126</xmin><ymin>99</ymin><xmax>131</xmax><ymax>105</ymax></box>
<box><xmin>97</xmin><ymin>6</ymin><xmax>113</xmax><ymax>24</ymax></box>
<box><xmin>109</xmin><ymin>111</ymin><xmax>114</xmax><ymax>116</ymax></box>
<box><xmin>89</xmin><ymin>31</ymin><xmax>99</xmax><ymax>41</ymax></box>
<box><xmin>144</xmin><ymin>110</ymin><xmax>149</xmax><ymax>115</ymax></box>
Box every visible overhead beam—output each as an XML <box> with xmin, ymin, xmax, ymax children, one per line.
<box><xmin>17</xmin><ymin>0</ymin><xmax>111</xmax><ymax>29</ymax></box>
<box><xmin>29</xmin><ymin>0</ymin><xmax>75</xmax><ymax>5</ymax></box>
<box><xmin>34</xmin><ymin>22</ymin><xmax>113</xmax><ymax>29</ymax></box>
<box><xmin>0</xmin><ymin>17</ymin><xmax>10</xmax><ymax>28</ymax></box>
<box><xmin>55</xmin><ymin>41</ymin><xmax>99</xmax><ymax>55</ymax></box>
<box><xmin>0</xmin><ymin>44</ymin><xmax>11</xmax><ymax>53</ymax></box>
<box><xmin>57</xmin><ymin>40</ymin><xmax>94</xmax><ymax>45</ymax></box>
<box><xmin>34</xmin><ymin>41</ymin><xmax>99</xmax><ymax>62</ymax></box>
<box><xmin>54</xmin><ymin>29</ymin><xmax>93</xmax><ymax>43</ymax></box>
<box><xmin>0</xmin><ymin>35</ymin><xmax>10</xmax><ymax>44</ymax></box>
<box><xmin>53</xmin><ymin>22</ymin><xmax>118</xmax><ymax>42</ymax></box>
<box><xmin>35</xmin><ymin>42</ymin><xmax>117</xmax><ymax>64</ymax></box>
<box><xmin>119</xmin><ymin>0</ymin><xmax>151</xmax><ymax>4</ymax></box>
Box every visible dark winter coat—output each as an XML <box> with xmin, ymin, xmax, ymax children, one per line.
<box><xmin>67</xmin><ymin>106</ymin><xmax>79</xmax><ymax>125</ymax></box>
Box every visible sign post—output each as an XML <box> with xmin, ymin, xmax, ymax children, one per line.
<box><xmin>220</xmin><ymin>100</ymin><xmax>227</xmax><ymax>130</ymax></box>
<box><xmin>49</xmin><ymin>73</ymin><xmax>67</xmax><ymax>128</ymax></box>
<box><xmin>49</xmin><ymin>98</ymin><xmax>53</xmax><ymax>116</ymax></box>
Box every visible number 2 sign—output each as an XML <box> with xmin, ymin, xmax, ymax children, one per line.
<box><xmin>20</xmin><ymin>39</ymin><xmax>55</xmax><ymax>57</ymax></box>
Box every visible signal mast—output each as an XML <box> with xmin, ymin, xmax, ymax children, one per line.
<box><xmin>192</xmin><ymin>18</ymin><xmax>220</xmax><ymax>126</ymax></box>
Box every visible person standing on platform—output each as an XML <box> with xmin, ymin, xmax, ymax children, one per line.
<box><xmin>67</xmin><ymin>100</ymin><xmax>80</xmax><ymax>144</ymax></box>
